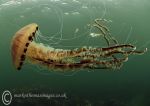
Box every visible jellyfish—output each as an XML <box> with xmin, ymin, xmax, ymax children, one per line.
<box><xmin>11</xmin><ymin>21</ymin><xmax>147</xmax><ymax>71</ymax></box>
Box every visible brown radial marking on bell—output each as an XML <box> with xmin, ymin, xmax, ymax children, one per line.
<box><xmin>17</xmin><ymin>67</ymin><xmax>21</xmax><ymax>70</ymax></box>
<box><xmin>11</xmin><ymin>23</ymin><xmax>38</xmax><ymax>70</ymax></box>
<box><xmin>20</xmin><ymin>61</ymin><xmax>23</xmax><ymax>66</ymax></box>
<box><xmin>24</xmin><ymin>48</ymin><xmax>27</xmax><ymax>53</ymax></box>
<box><xmin>25</xmin><ymin>43</ymin><xmax>29</xmax><ymax>47</ymax></box>
<box><xmin>32</xmin><ymin>32</ymin><xmax>35</xmax><ymax>37</ymax></box>
<box><xmin>21</xmin><ymin>54</ymin><xmax>25</xmax><ymax>61</ymax></box>
<box><xmin>36</xmin><ymin>26</ymin><xmax>38</xmax><ymax>31</ymax></box>
<box><xmin>28</xmin><ymin>36</ymin><xmax>33</xmax><ymax>41</ymax></box>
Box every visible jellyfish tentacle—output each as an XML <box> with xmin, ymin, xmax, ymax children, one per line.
<box><xmin>95</xmin><ymin>19</ymin><xmax>110</xmax><ymax>33</ymax></box>
<box><xmin>93</xmin><ymin>24</ymin><xmax>110</xmax><ymax>46</ymax></box>
<box><xmin>108</xmin><ymin>35</ymin><xmax>119</xmax><ymax>45</ymax></box>
<box><xmin>120</xmin><ymin>48</ymin><xmax>147</xmax><ymax>56</ymax></box>
<box><xmin>94</xmin><ymin>18</ymin><xmax>118</xmax><ymax>45</ymax></box>
<box><xmin>94</xmin><ymin>18</ymin><xmax>122</xmax><ymax>61</ymax></box>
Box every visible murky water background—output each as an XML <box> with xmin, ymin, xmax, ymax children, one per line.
<box><xmin>0</xmin><ymin>0</ymin><xmax>150</xmax><ymax>105</ymax></box>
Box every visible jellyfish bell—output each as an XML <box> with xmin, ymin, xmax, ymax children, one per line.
<box><xmin>11</xmin><ymin>23</ymin><xmax>38</xmax><ymax>70</ymax></box>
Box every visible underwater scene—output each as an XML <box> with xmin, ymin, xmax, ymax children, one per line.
<box><xmin>0</xmin><ymin>0</ymin><xmax>150</xmax><ymax>105</ymax></box>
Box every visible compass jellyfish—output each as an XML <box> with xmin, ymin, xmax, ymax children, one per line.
<box><xmin>11</xmin><ymin>20</ymin><xmax>147</xmax><ymax>71</ymax></box>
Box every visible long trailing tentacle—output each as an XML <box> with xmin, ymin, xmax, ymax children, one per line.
<box><xmin>94</xmin><ymin>18</ymin><xmax>118</xmax><ymax>45</ymax></box>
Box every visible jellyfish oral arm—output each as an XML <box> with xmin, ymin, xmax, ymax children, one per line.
<box><xmin>25</xmin><ymin>41</ymin><xmax>146</xmax><ymax>71</ymax></box>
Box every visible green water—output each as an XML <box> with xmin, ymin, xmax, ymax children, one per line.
<box><xmin>0</xmin><ymin>0</ymin><xmax>150</xmax><ymax>105</ymax></box>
